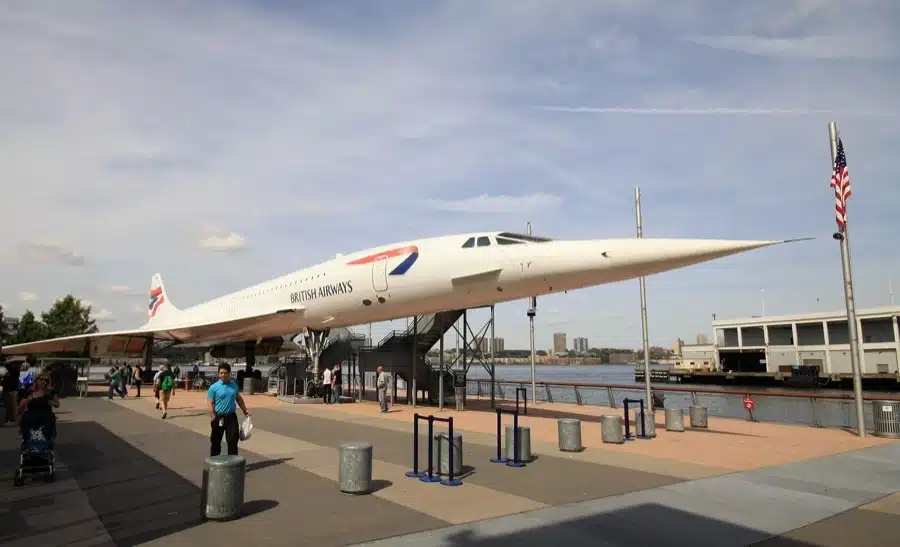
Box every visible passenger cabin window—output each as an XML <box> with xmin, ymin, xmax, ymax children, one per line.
<box><xmin>477</xmin><ymin>236</ymin><xmax>491</xmax><ymax>247</ymax></box>
<box><xmin>462</xmin><ymin>237</ymin><xmax>476</xmax><ymax>248</ymax></box>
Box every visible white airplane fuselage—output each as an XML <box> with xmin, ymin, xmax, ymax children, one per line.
<box><xmin>154</xmin><ymin>231</ymin><xmax>781</xmax><ymax>343</ymax></box>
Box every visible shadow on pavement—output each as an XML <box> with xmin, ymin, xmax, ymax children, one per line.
<box><xmin>425</xmin><ymin>502</ymin><xmax>821</xmax><ymax>547</ymax></box>
<box><xmin>2</xmin><ymin>420</ymin><xmax>276</xmax><ymax>547</ymax></box>
<box><xmin>246</xmin><ymin>457</ymin><xmax>293</xmax><ymax>472</ymax></box>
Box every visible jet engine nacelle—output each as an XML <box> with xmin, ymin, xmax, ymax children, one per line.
<box><xmin>209</xmin><ymin>337</ymin><xmax>285</xmax><ymax>359</ymax></box>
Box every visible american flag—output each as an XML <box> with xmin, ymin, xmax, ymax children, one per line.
<box><xmin>829</xmin><ymin>136</ymin><xmax>852</xmax><ymax>231</ymax></box>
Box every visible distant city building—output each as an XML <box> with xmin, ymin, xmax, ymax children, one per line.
<box><xmin>609</xmin><ymin>352</ymin><xmax>635</xmax><ymax>364</ymax></box>
<box><xmin>552</xmin><ymin>332</ymin><xmax>567</xmax><ymax>355</ymax></box>
<box><xmin>673</xmin><ymin>338</ymin><xmax>684</xmax><ymax>356</ymax></box>
<box><xmin>573</xmin><ymin>337</ymin><xmax>589</xmax><ymax>353</ymax></box>
<box><xmin>477</xmin><ymin>337</ymin><xmax>505</xmax><ymax>354</ymax></box>
<box><xmin>696</xmin><ymin>333</ymin><xmax>709</xmax><ymax>345</ymax></box>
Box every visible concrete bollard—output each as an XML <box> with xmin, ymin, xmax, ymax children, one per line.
<box><xmin>505</xmin><ymin>424</ymin><xmax>532</xmax><ymax>463</ymax></box>
<box><xmin>432</xmin><ymin>432</ymin><xmax>463</xmax><ymax>475</ymax></box>
<box><xmin>600</xmin><ymin>414</ymin><xmax>624</xmax><ymax>444</ymax></box>
<box><xmin>557</xmin><ymin>418</ymin><xmax>583</xmax><ymax>452</ymax></box>
<box><xmin>339</xmin><ymin>442</ymin><xmax>373</xmax><ymax>494</ymax></box>
<box><xmin>665</xmin><ymin>407</ymin><xmax>685</xmax><ymax>432</ymax></box>
<box><xmin>202</xmin><ymin>455</ymin><xmax>246</xmax><ymax>521</ymax></box>
<box><xmin>634</xmin><ymin>409</ymin><xmax>657</xmax><ymax>438</ymax></box>
<box><xmin>689</xmin><ymin>405</ymin><xmax>709</xmax><ymax>428</ymax></box>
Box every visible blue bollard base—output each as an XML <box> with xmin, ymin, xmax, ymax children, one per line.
<box><xmin>490</xmin><ymin>457</ymin><xmax>507</xmax><ymax>464</ymax></box>
<box><xmin>405</xmin><ymin>471</ymin><xmax>424</xmax><ymax>478</ymax></box>
<box><xmin>506</xmin><ymin>461</ymin><xmax>526</xmax><ymax>468</ymax></box>
<box><xmin>440</xmin><ymin>478</ymin><xmax>463</xmax><ymax>486</ymax></box>
<box><xmin>419</xmin><ymin>475</ymin><xmax>442</xmax><ymax>483</ymax></box>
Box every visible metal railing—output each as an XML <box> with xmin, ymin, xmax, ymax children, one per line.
<box><xmin>466</xmin><ymin>379</ymin><xmax>900</xmax><ymax>431</ymax></box>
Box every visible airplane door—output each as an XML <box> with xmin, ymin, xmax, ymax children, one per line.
<box><xmin>372</xmin><ymin>257</ymin><xmax>388</xmax><ymax>292</ymax></box>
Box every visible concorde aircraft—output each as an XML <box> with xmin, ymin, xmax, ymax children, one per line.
<box><xmin>1</xmin><ymin>231</ymin><xmax>803</xmax><ymax>367</ymax></box>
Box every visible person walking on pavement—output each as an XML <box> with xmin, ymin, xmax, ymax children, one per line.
<box><xmin>155</xmin><ymin>364</ymin><xmax>175</xmax><ymax>419</ymax></box>
<box><xmin>207</xmin><ymin>362</ymin><xmax>250</xmax><ymax>457</ymax></box>
<box><xmin>322</xmin><ymin>366</ymin><xmax>333</xmax><ymax>404</ymax></box>
<box><xmin>376</xmin><ymin>365</ymin><xmax>389</xmax><ymax>412</ymax></box>
<box><xmin>332</xmin><ymin>363</ymin><xmax>342</xmax><ymax>404</ymax></box>
<box><xmin>132</xmin><ymin>364</ymin><xmax>143</xmax><ymax>397</ymax></box>
<box><xmin>108</xmin><ymin>366</ymin><xmax>127</xmax><ymax>400</ymax></box>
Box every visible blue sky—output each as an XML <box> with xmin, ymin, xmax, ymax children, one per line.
<box><xmin>1</xmin><ymin>0</ymin><xmax>898</xmax><ymax>351</ymax></box>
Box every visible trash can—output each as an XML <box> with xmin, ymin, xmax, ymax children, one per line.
<box><xmin>872</xmin><ymin>400</ymin><xmax>900</xmax><ymax>438</ymax></box>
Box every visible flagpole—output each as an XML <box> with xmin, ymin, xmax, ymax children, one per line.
<box><xmin>829</xmin><ymin>121</ymin><xmax>866</xmax><ymax>437</ymax></box>
<box><xmin>635</xmin><ymin>188</ymin><xmax>653</xmax><ymax>413</ymax></box>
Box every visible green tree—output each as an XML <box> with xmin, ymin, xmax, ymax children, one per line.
<box><xmin>41</xmin><ymin>295</ymin><xmax>97</xmax><ymax>338</ymax></box>
<box><xmin>14</xmin><ymin>310</ymin><xmax>47</xmax><ymax>344</ymax></box>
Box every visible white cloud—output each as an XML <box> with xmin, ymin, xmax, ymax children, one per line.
<box><xmin>197</xmin><ymin>231</ymin><xmax>248</xmax><ymax>252</ymax></box>
<box><xmin>81</xmin><ymin>299</ymin><xmax>93</xmax><ymax>308</ymax></box>
<box><xmin>93</xmin><ymin>308</ymin><xmax>115</xmax><ymax>322</ymax></box>
<box><xmin>0</xmin><ymin>1</ymin><xmax>897</xmax><ymax>349</ymax></box>
<box><xmin>425</xmin><ymin>193</ymin><xmax>561</xmax><ymax>214</ymax></box>
<box><xmin>106</xmin><ymin>284</ymin><xmax>140</xmax><ymax>295</ymax></box>
<box><xmin>18</xmin><ymin>242</ymin><xmax>85</xmax><ymax>267</ymax></box>
<box><xmin>20</xmin><ymin>292</ymin><xmax>38</xmax><ymax>302</ymax></box>
<box><xmin>686</xmin><ymin>35</ymin><xmax>897</xmax><ymax>60</ymax></box>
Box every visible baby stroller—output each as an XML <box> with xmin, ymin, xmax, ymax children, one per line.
<box><xmin>14</xmin><ymin>412</ymin><xmax>56</xmax><ymax>486</ymax></box>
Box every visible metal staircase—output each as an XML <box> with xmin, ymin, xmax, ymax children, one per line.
<box><xmin>366</xmin><ymin>310</ymin><xmax>464</xmax><ymax>356</ymax></box>
<box><xmin>319</xmin><ymin>328</ymin><xmax>368</xmax><ymax>369</ymax></box>
<box><xmin>356</xmin><ymin>310</ymin><xmax>464</xmax><ymax>405</ymax></box>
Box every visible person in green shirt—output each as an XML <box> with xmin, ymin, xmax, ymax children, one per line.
<box><xmin>107</xmin><ymin>366</ymin><xmax>126</xmax><ymax>400</ymax></box>
<box><xmin>155</xmin><ymin>364</ymin><xmax>176</xmax><ymax>419</ymax></box>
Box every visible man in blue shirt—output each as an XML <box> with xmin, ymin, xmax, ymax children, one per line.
<box><xmin>207</xmin><ymin>362</ymin><xmax>250</xmax><ymax>457</ymax></box>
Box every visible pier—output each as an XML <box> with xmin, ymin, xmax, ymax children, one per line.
<box><xmin>3</xmin><ymin>388</ymin><xmax>900</xmax><ymax>546</ymax></box>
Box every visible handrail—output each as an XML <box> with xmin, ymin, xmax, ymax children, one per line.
<box><xmin>464</xmin><ymin>378</ymin><xmax>900</xmax><ymax>430</ymax></box>
<box><xmin>402</xmin><ymin>314</ymin><xmax>436</xmax><ymax>337</ymax></box>
<box><xmin>472</xmin><ymin>378</ymin><xmax>900</xmax><ymax>402</ymax></box>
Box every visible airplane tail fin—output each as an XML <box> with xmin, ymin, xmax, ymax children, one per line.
<box><xmin>144</xmin><ymin>273</ymin><xmax>182</xmax><ymax>326</ymax></box>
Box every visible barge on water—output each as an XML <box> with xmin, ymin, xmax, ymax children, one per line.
<box><xmin>635</xmin><ymin>366</ymin><xmax>900</xmax><ymax>390</ymax></box>
<box><xmin>644</xmin><ymin>305</ymin><xmax>900</xmax><ymax>391</ymax></box>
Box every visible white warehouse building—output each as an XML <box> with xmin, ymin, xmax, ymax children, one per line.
<box><xmin>710</xmin><ymin>305</ymin><xmax>900</xmax><ymax>376</ymax></box>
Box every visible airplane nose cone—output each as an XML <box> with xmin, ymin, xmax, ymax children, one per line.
<box><xmin>624</xmin><ymin>238</ymin><xmax>802</xmax><ymax>275</ymax></box>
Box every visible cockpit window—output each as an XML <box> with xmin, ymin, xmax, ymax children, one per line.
<box><xmin>496</xmin><ymin>237</ymin><xmax>525</xmax><ymax>245</ymax></box>
<box><xmin>462</xmin><ymin>237</ymin><xmax>476</xmax><ymax>248</ymax></box>
<box><xmin>496</xmin><ymin>232</ymin><xmax>553</xmax><ymax>243</ymax></box>
<box><xmin>476</xmin><ymin>236</ymin><xmax>491</xmax><ymax>247</ymax></box>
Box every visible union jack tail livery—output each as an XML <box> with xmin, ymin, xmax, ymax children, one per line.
<box><xmin>830</xmin><ymin>136</ymin><xmax>853</xmax><ymax>232</ymax></box>
<box><xmin>144</xmin><ymin>273</ymin><xmax>182</xmax><ymax>326</ymax></box>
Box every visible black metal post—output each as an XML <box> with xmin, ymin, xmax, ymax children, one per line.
<box><xmin>515</xmin><ymin>387</ymin><xmax>527</xmax><ymax>415</ymax></box>
<box><xmin>406</xmin><ymin>413</ymin><xmax>421</xmax><ymax>478</ymax></box>
<box><xmin>442</xmin><ymin>416</ymin><xmax>462</xmax><ymax>486</ymax></box>
<box><xmin>490</xmin><ymin>408</ymin><xmax>505</xmax><ymax>463</ymax></box>
<box><xmin>513</xmin><ymin>412</ymin><xmax>519</xmax><ymax>464</ymax></box>
<box><xmin>639</xmin><ymin>399</ymin><xmax>647</xmax><ymax>438</ymax></box>
<box><xmin>420</xmin><ymin>415</ymin><xmax>440</xmax><ymax>483</ymax></box>
<box><xmin>623</xmin><ymin>399</ymin><xmax>632</xmax><ymax>440</ymax></box>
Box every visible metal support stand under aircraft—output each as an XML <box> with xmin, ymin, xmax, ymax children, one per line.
<box><xmin>441</xmin><ymin>306</ymin><xmax>496</xmax><ymax>410</ymax></box>
<box><xmin>303</xmin><ymin>328</ymin><xmax>330</xmax><ymax>395</ymax></box>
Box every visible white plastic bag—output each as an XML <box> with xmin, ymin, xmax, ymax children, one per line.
<box><xmin>239</xmin><ymin>416</ymin><xmax>253</xmax><ymax>441</ymax></box>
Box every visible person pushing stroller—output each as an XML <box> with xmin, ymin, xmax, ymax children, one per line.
<box><xmin>15</xmin><ymin>373</ymin><xmax>59</xmax><ymax>485</ymax></box>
